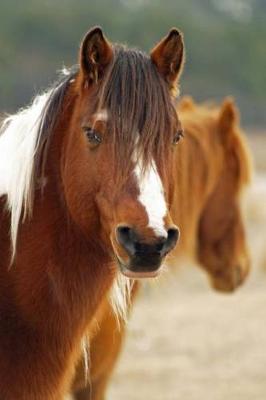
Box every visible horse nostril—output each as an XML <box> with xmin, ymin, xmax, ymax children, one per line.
<box><xmin>161</xmin><ymin>226</ymin><xmax>179</xmax><ymax>255</ymax></box>
<box><xmin>116</xmin><ymin>225</ymin><xmax>136</xmax><ymax>255</ymax></box>
<box><xmin>116</xmin><ymin>225</ymin><xmax>131</xmax><ymax>238</ymax></box>
<box><xmin>155</xmin><ymin>239</ymin><xmax>166</xmax><ymax>252</ymax></box>
<box><xmin>168</xmin><ymin>227</ymin><xmax>180</xmax><ymax>243</ymax></box>
<box><xmin>233</xmin><ymin>264</ymin><xmax>246</xmax><ymax>287</ymax></box>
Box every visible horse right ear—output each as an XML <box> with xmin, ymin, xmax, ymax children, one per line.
<box><xmin>79</xmin><ymin>27</ymin><xmax>113</xmax><ymax>86</ymax></box>
<box><xmin>218</xmin><ymin>97</ymin><xmax>239</xmax><ymax>144</ymax></box>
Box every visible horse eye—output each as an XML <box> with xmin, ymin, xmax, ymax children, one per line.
<box><xmin>83</xmin><ymin>127</ymin><xmax>102</xmax><ymax>144</ymax></box>
<box><xmin>173</xmin><ymin>129</ymin><xmax>184</xmax><ymax>145</ymax></box>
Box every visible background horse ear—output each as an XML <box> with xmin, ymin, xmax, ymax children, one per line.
<box><xmin>178</xmin><ymin>96</ymin><xmax>195</xmax><ymax>111</ymax></box>
<box><xmin>79</xmin><ymin>26</ymin><xmax>113</xmax><ymax>85</ymax></box>
<box><xmin>150</xmin><ymin>28</ymin><xmax>184</xmax><ymax>89</ymax></box>
<box><xmin>218</xmin><ymin>97</ymin><xmax>239</xmax><ymax>145</ymax></box>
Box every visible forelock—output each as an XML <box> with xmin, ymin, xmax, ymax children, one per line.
<box><xmin>95</xmin><ymin>45</ymin><xmax>178</xmax><ymax>183</ymax></box>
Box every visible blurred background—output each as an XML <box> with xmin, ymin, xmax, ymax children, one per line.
<box><xmin>0</xmin><ymin>0</ymin><xmax>266</xmax><ymax>129</ymax></box>
<box><xmin>1</xmin><ymin>1</ymin><xmax>265</xmax><ymax>399</ymax></box>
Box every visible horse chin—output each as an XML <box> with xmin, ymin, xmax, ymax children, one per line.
<box><xmin>115</xmin><ymin>255</ymin><xmax>163</xmax><ymax>279</ymax></box>
<box><xmin>210</xmin><ymin>273</ymin><xmax>244</xmax><ymax>293</ymax></box>
<box><xmin>209</xmin><ymin>263</ymin><xmax>249</xmax><ymax>293</ymax></box>
<box><xmin>211</xmin><ymin>279</ymin><xmax>238</xmax><ymax>293</ymax></box>
<box><xmin>119</xmin><ymin>264</ymin><xmax>163</xmax><ymax>279</ymax></box>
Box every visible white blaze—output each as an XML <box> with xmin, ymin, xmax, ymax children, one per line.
<box><xmin>135</xmin><ymin>160</ymin><xmax>167</xmax><ymax>237</ymax></box>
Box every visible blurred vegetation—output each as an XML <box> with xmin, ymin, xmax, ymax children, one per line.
<box><xmin>0</xmin><ymin>0</ymin><xmax>265</xmax><ymax>127</ymax></box>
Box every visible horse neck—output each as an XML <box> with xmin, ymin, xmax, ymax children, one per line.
<box><xmin>170</xmin><ymin>122</ymin><xmax>222</xmax><ymax>259</ymax></box>
<box><xmin>22</xmin><ymin>100</ymin><xmax>115</xmax><ymax>322</ymax></box>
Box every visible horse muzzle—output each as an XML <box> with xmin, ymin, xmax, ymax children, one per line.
<box><xmin>209</xmin><ymin>259</ymin><xmax>250</xmax><ymax>293</ymax></box>
<box><xmin>114</xmin><ymin>225</ymin><xmax>179</xmax><ymax>278</ymax></box>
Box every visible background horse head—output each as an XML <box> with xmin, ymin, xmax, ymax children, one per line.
<box><xmin>174</xmin><ymin>97</ymin><xmax>252</xmax><ymax>292</ymax></box>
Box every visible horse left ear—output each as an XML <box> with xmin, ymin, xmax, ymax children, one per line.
<box><xmin>79</xmin><ymin>26</ymin><xmax>113</xmax><ymax>85</ymax></box>
<box><xmin>150</xmin><ymin>28</ymin><xmax>185</xmax><ymax>89</ymax></box>
<box><xmin>218</xmin><ymin>97</ymin><xmax>239</xmax><ymax>143</ymax></box>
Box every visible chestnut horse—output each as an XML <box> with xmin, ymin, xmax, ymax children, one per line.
<box><xmin>71</xmin><ymin>97</ymin><xmax>252</xmax><ymax>400</ymax></box>
<box><xmin>0</xmin><ymin>27</ymin><xmax>185</xmax><ymax>399</ymax></box>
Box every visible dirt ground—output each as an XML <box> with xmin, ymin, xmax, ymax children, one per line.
<box><xmin>107</xmin><ymin>133</ymin><xmax>266</xmax><ymax>400</ymax></box>
<box><xmin>108</xmin><ymin>264</ymin><xmax>266</xmax><ymax>400</ymax></box>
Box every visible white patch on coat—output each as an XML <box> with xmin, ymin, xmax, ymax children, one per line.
<box><xmin>0</xmin><ymin>90</ymin><xmax>51</xmax><ymax>260</ymax></box>
<box><xmin>134</xmin><ymin>160</ymin><xmax>167</xmax><ymax>237</ymax></box>
<box><xmin>93</xmin><ymin>109</ymin><xmax>108</xmax><ymax>122</ymax></box>
<box><xmin>64</xmin><ymin>395</ymin><xmax>74</xmax><ymax>400</ymax></box>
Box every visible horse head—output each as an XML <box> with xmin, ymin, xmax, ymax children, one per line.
<box><xmin>197</xmin><ymin>99</ymin><xmax>252</xmax><ymax>291</ymax></box>
<box><xmin>62</xmin><ymin>27</ymin><xmax>185</xmax><ymax>278</ymax></box>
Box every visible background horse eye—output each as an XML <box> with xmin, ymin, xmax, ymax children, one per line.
<box><xmin>173</xmin><ymin>129</ymin><xmax>184</xmax><ymax>145</ymax></box>
<box><xmin>83</xmin><ymin>127</ymin><xmax>102</xmax><ymax>145</ymax></box>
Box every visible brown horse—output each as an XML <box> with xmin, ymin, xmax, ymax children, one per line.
<box><xmin>0</xmin><ymin>27</ymin><xmax>185</xmax><ymax>399</ymax></box>
<box><xmin>71</xmin><ymin>97</ymin><xmax>252</xmax><ymax>400</ymax></box>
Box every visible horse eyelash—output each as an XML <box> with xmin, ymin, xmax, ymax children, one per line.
<box><xmin>82</xmin><ymin>127</ymin><xmax>102</xmax><ymax>144</ymax></box>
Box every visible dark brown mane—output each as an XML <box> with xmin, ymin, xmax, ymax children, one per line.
<box><xmin>34</xmin><ymin>66</ymin><xmax>78</xmax><ymax>181</ymax></box>
<box><xmin>95</xmin><ymin>45</ymin><xmax>178</xmax><ymax>180</ymax></box>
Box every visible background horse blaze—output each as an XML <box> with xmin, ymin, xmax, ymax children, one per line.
<box><xmin>0</xmin><ymin>27</ymin><xmax>184</xmax><ymax>399</ymax></box>
<box><xmin>71</xmin><ymin>98</ymin><xmax>252</xmax><ymax>400</ymax></box>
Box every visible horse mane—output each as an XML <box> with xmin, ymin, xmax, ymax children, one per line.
<box><xmin>0</xmin><ymin>67</ymin><xmax>78</xmax><ymax>260</ymax></box>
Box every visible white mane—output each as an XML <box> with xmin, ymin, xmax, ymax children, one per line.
<box><xmin>109</xmin><ymin>274</ymin><xmax>133</xmax><ymax>323</ymax></box>
<box><xmin>0</xmin><ymin>91</ymin><xmax>51</xmax><ymax>260</ymax></box>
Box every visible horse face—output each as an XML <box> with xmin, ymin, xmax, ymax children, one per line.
<box><xmin>197</xmin><ymin>100</ymin><xmax>251</xmax><ymax>292</ymax></box>
<box><xmin>92</xmin><ymin>142</ymin><xmax>180</xmax><ymax>279</ymax></box>
<box><xmin>64</xmin><ymin>27</ymin><xmax>184</xmax><ymax>278</ymax></box>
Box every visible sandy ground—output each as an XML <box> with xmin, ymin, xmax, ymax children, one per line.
<box><xmin>108</xmin><ymin>265</ymin><xmax>266</xmax><ymax>400</ymax></box>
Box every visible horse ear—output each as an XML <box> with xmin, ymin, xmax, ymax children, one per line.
<box><xmin>79</xmin><ymin>26</ymin><xmax>113</xmax><ymax>85</ymax></box>
<box><xmin>218</xmin><ymin>97</ymin><xmax>239</xmax><ymax>143</ymax></box>
<box><xmin>150</xmin><ymin>28</ymin><xmax>185</xmax><ymax>88</ymax></box>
